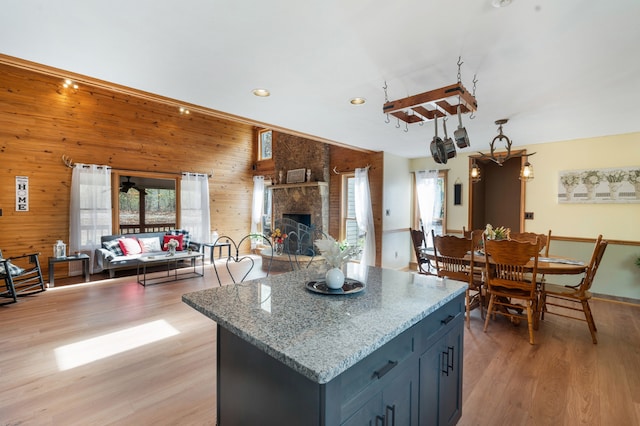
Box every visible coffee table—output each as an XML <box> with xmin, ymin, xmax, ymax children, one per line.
<box><xmin>136</xmin><ymin>251</ymin><xmax>204</xmax><ymax>286</ymax></box>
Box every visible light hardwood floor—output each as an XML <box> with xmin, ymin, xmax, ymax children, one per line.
<box><xmin>1</xmin><ymin>267</ymin><xmax>638</xmax><ymax>425</ymax></box>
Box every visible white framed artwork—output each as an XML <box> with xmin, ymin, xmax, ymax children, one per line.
<box><xmin>558</xmin><ymin>166</ymin><xmax>640</xmax><ymax>204</ymax></box>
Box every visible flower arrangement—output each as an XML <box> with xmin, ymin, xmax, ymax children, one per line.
<box><xmin>314</xmin><ymin>236</ymin><xmax>361</xmax><ymax>269</ymax></box>
<box><xmin>484</xmin><ymin>224</ymin><xmax>510</xmax><ymax>240</ymax></box>
<box><xmin>164</xmin><ymin>238</ymin><xmax>179</xmax><ymax>255</ymax></box>
<box><xmin>560</xmin><ymin>173</ymin><xmax>581</xmax><ymax>187</ymax></box>
<box><xmin>604</xmin><ymin>170</ymin><xmax>627</xmax><ymax>183</ymax></box>
<box><xmin>581</xmin><ymin>170</ymin><xmax>603</xmax><ymax>186</ymax></box>
<box><xmin>270</xmin><ymin>228</ymin><xmax>287</xmax><ymax>244</ymax></box>
<box><xmin>627</xmin><ymin>169</ymin><xmax>640</xmax><ymax>184</ymax></box>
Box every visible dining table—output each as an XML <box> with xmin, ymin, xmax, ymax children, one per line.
<box><xmin>422</xmin><ymin>248</ymin><xmax>587</xmax><ymax>276</ymax></box>
<box><xmin>422</xmin><ymin>247</ymin><xmax>588</xmax><ymax>326</ymax></box>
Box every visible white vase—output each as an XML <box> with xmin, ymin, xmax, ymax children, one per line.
<box><xmin>325</xmin><ymin>267</ymin><xmax>345</xmax><ymax>290</ymax></box>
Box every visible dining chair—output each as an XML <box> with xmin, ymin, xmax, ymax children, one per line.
<box><xmin>410</xmin><ymin>228</ymin><xmax>433</xmax><ymax>275</ymax></box>
<box><xmin>540</xmin><ymin>235</ymin><xmax>607</xmax><ymax>344</ymax></box>
<box><xmin>212</xmin><ymin>234</ymin><xmax>273</xmax><ymax>285</ymax></box>
<box><xmin>510</xmin><ymin>230</ymin><xmax>551</xmax><ymax>256</ymax></box>
<box><xmin>482</xmin><ymin>236</ymin><xmax>541</xmax><ymax>344</ymax></box>
<box><xmin>432</xmin><ymin>230</ymin><xmax>483</xmax><ymax>329</ymax></box>
<box><xmin>0</xmin><ymin>249</ymin><xmax>46</xmax><ymax>305</ymax></box>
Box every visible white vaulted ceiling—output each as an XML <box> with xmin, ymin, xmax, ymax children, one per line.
<box><xmin>2</xmin><ymin>0</ymin><xmax>639</xmax><ymax>158</ymax></box>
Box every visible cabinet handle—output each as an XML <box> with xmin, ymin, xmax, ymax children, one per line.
<box><xmin>441</xmin><ymin>349</ymin><xmax>449</xmax><ymax>376</ymax></box>
<box><xmin>447</xmin><ymin>346</ymin><xmax>455</xmax><ymax>372</ymax></box>
<box><xmin>373</xmin><ymin>360</ymin><xmax>398</xmax><ymax>379</ymax></box>
<box><xmin>375</xmin><ymin>415</ymin><xmax>385</xmax><ymax>426</ymax></box>
<box><xmin>385</xmin><ymin>404</ymin><xmax>396</xmax><ymax>426</ymax></box>
<box><xmin>441</xmin><ymin>346</ymin><xmax>455</xmax><ymax>376</ymax></box>
<box><xmin>441</xmin><ymin>314</ymin><xmax>455</xmax><ymax>325</ymax></box>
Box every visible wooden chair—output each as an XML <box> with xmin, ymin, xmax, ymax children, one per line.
<box><xmin>510</xmin><ymin>230</ymin><xmax>551</xmax><ymax>256</ymax></box>
<box><xmin>540</xmin><ymin>235</ymin><xmax>607</xmax><ymax>344</ymax></box>
<box><xmin>410</xmin><ymin>228</ymin><xmax>433</xmax><ymax>275</ymax></box>
<box><xmin>0</xmin><ymin>250</ymin><xmax>46</xmax><ymax>305</ymax></box>
<box><xmin>212</xmin><ymin>234</ymin><xmax>273</xmax><ymax>285</ymax></box>
<box><xmin>432</xmin><ymin>230</ymin><xmax>483</xmax><ymax>329</ymax></box>
<box><xmin>483</xmin><ymin>236</ymin><xmax>541</xmax><ymax>344</ymax></box>
<box><xmin>462</xmin><ymin>227</ymin><xmax>484</xmax><ymax>251</ymax></box>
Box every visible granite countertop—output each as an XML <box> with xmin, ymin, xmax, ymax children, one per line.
<box><xmin>182</xmin><ymin>264</ymin><xmax>467</xmax><ymax>384</ymax></box>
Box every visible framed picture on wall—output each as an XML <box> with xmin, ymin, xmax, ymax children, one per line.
<box><xmin>286</xmin><ymin>168</ymin><xmax>306</xmax><ymax>184</ymax></box>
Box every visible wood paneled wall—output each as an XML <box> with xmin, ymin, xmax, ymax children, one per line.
<box><xmin>0</xmin><ymin>57</ymin><xmax>384</xmax><ymax>280</ymax></box>
<box><xmin>0</xmin><ymin>61</ymin><xmax>256</xmax><ymax>280</ymax></box>
<box><xmin>330</xmin><ymin>147</ymin><xmax>384</xmax><ymax>267</ymax></box>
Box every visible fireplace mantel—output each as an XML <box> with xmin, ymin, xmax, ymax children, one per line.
<box><xmin>269</xmin><ymin>182</ymin><xmax>328</xmax><ymax>191</ymax></box>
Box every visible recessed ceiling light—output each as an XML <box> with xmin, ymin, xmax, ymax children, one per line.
<box><xmin>252</xmin><ymin>88</ymin><xmax>270</xmax><ymax>97</ymax></box>
<box><xmin>179</xmin><ymin>106</ymin><xmax>190</xmax><ymax>115</ymax></box>
<box><xmin>492</xmin><ymin>0</ymin><xmax>512</xmax><ymax>8</ymax></box>
<box><xmin>350</xmin><ymin>97</ymin><xmax>366</xmax><ymax>105</ymax></box>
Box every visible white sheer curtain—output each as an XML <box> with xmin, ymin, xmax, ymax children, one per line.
<box><xmin>354</xmin><ymin>167</ymin><xmax>376</xmax><ymax>266</ymax></box>
<box><xmin>251</xmin><ymin>176</ymin><xmax>265</xmax><ymax>248</ymax></box>
<box><xmin>180</xmin><ymin>173</ymin><xmax>211</xmax><ymax>245</ymax></box>
<box><xmin>415</xmin><ymin>170</ymin><xmax>440</xmax><ymax>245</ymax></box>
<box><xmin>69</xmin><ymin>164</ymin><xmax>112</xmax><ymax>274</ymax></box>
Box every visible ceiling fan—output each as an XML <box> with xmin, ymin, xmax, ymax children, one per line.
<box><xmin>119</xmin><ymin>176</ymin><xmax>146</xmax><ymax>194</ymax></box>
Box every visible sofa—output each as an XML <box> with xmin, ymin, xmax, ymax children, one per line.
<box><xmin>96</xmin><ymin>230</ymin><xmax>201</xmax><ymax>278</ymax></box>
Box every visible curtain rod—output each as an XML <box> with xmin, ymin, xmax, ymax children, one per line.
<box><xmin>332</xmin><ymin>164</ymin><xmax>371</xmax><ymax>174</ymax></box>
<box><xmin>62</xmin><ymin>155</ymin><xmax>212</xmax><ymax>178</ymax></box>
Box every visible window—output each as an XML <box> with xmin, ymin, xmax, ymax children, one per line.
<box><xmin>258</xmin><ymin>129</ymin><xmax>272</xmax><ymax>161</ymax></box>
<box><xmin>115</xmin><ymin>174</ymin><xmax>177</xmax><ymax>234</ymax></box>
<box><xmin>413</xmin><ymin>170</ymin><xmax>447</xmax><ymax>244</ymax></box>
<box><xmin>341</xmin><ymin>174</ymin><xmax>361</xmax><ymax>249</ymax></box>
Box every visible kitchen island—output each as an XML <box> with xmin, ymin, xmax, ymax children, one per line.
<box><xmin>182</xmin><ymin>264</ymin><xmax>467</xmax><ymax>425</ymax></box>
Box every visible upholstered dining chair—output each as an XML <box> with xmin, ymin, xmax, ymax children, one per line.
<box><xmin>482</xmin><ymin>236</ymin><xmax>541</xmax><ymax>345</ymax></box>
<box><xmin>432</xmin><ymin>230</ymin><xmax>483</xmax><ymax>328</ymax></box>
<box><xmin>212</xmin><ymin>234</ymin><xmax>273</xmax><ymax>285</ymax></box>
<box><xmin>540</xmin><ymin>235</ymin><xmax>607</xmax><ymax>344</ymax></box>
<box><xmin>0</xmin><ymin>249</ymin><xmax>46</xmax><ymax>305</ymax></box>
<box><xmin>410</xmin><ymin>228</ymin><xmax>433</xmax><ymax>275</ymax></box>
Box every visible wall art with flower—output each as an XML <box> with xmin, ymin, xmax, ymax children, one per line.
<box><xmin>558</xmin><ymin>166</ymin><xmax>640</xmax><ymax>204</ymax></box>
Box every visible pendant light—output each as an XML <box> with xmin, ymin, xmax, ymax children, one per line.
<box><xmin>470</xmin><ymin>159</ymin><xmax>481</xmax><ymax>183</ymax></box>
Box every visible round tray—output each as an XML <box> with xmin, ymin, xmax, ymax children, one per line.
<box><xmin>305</xmin><ymin>278</ymin><xmax>365</xmax><ymax>295</ymax></box>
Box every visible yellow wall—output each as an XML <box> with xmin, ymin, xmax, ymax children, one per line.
<box><xmin>410</xmin><ymin>132</ymin><xmax>640</xmax><ymax>300</ymax></box>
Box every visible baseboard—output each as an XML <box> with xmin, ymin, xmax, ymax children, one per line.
<box><xmin>592</xmin><ymin>292</ymin><xmax>640</xmax><ymax>306</ymax></box>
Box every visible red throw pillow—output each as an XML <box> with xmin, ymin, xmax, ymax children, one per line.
<box><xmin>163</xmin><ymin>234</ymin><xmax>184</xmax><ymax>251</ymax></box>
<box><xmin>118</xmin><ymin>237</ymin><xmax>142</xmax><ymax>255</ymax></box>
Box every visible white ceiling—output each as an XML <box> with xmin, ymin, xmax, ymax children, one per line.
<box><xmin>3</xmin><ymin>0</ymin><xmax>640</xmax><ymax>159</ymax></box>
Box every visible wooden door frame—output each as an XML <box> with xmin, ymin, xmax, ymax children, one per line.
<box><xmin>467</xmin><ymin>150</ymin><xmax>528</xmax><ymax>232</ymax></box>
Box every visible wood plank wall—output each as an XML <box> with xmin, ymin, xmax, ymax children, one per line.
<box><xmin>329</xmin><ymin>147</ymin><xmax>384</xmax><ymax>267</ymax></box>
<box><xmin>0</xmin><ymin>61</ymin><xmax>256</xmax><ymax>281</ymax></box>
<box><xmin>0</xmin><ymin>58</ymin><xmax>384</xmax><ymax>279</ymax></box>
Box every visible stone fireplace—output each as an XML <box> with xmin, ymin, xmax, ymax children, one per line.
<box><xmin>271</xmin><ymin>182</ymin><xmax>329</xmax><ymax>234</ymax></box>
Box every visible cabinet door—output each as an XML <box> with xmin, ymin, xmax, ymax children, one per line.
<box><xmin>381</xmin><ymin>362</ymin><xmax>418</xmax><ymax>425</ymax></box>
<box><xmin>418</xmin><ymin>316</ymin><xmax>463</xmax><ymax>426</ymax></box>
<box><xmin>341</xmin><ymin>393</ymin><xmax>382</xmax><ymax>426</ymax></box>
<box><xmin>438</xmin><ymin>322</ymin><xmax>463</xmax><ymax>426</ymax></box>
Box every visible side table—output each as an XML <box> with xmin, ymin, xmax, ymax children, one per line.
<box><xmin>202</xmin><ymin>242</ymin><xmax>232</xmax><ymax>263</ymax></box>
<box><xmin>48</xmin><ymin>254</ymin><xmax>90</xmax><ymax>287</ymax></box>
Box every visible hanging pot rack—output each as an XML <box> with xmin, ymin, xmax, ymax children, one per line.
<box><xmin>382</xmin><ymin>81</ymin><xmax>478</xmax><ymax>124</ymax></box>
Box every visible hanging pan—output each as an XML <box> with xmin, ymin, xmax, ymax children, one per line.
<box><xmin>430</xmin><ymin>115</ymin><xmax>447</xmax><ymax>164</ymax></box>
<box><xmin>442</xmin><ymin>118</ymin><xmax>457</xmax><ymax>160</ymax></box>
<box><xmin>454</xmin><ymin>104</ymin><xmax>471</xmax><ymax>149</ymax></box>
